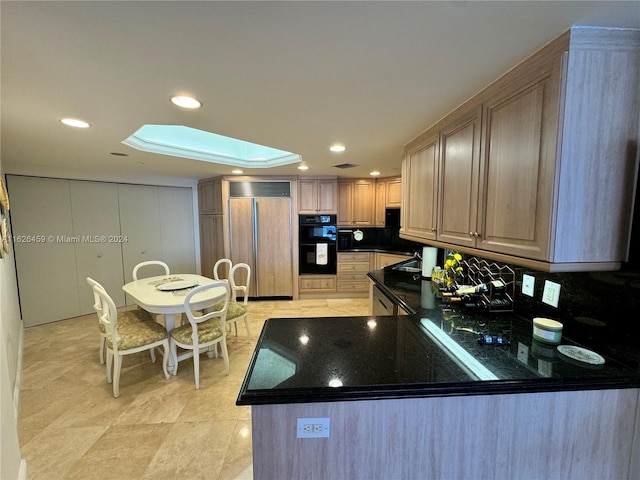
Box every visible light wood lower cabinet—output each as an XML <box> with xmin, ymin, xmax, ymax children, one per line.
<box><xmin>375</xmin><ymin>252</ymin><xmax>412</xmax><ymax>270</ymax></box>
<box><xmin>251</xmin><ymin>389</ymin><xmax>640</xmax><ymax>479</ymax></box>
<box><xmin>298</xmin><ymin>275</ymin><xmax>337</xmax><ymax>295</ymax></box>
<box><xmin>337</xmin><ymin>252</ymin><xmax>371</xmax><ymax>295</ymax></box>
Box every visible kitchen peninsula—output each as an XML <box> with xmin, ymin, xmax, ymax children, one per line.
<box><xmin>238</xmin><ymin>265</ymin><xmax>640</xmax><ymax>479</ymax></box>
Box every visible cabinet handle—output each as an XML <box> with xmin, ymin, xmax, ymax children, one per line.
<box><xmin>97</xmin><ymin>253</ymin><xmax>103</xmax><ymax>258</ymax></box>
<box><xmin>141</xmin><ymin>250</ymin><xmax>146</xmax><ymax>254</ymax></box>
<box><xmin>469</xmin><ymin>232</ymin><xmax>474</xmax><ymax>237</ymax></box>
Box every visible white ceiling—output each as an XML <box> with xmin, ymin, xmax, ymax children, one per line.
<box><xmin>2</xmin><ymin>1</ymin><xmax>640</xmax><ymax>183</ymax></box>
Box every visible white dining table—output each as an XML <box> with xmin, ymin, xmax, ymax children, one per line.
<box><xmin>122</xmin><ymin>273</ymin><xmax>227</xmax><ymax>373</ymax></box>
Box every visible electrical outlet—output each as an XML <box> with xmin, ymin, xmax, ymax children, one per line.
<box><xmin>542</xmin><ymin>280</ymin><xmax>561</xmax><ymax>308</ymax></box>
<box><xmin>522</xmin><ymin>274</ymin><xmax>535</xmax><ymax>297</ymax></box>
<box><xmin>297</xmin><ymin>417</ymin><xmax>330</xmax><ymax>438</ymax></box>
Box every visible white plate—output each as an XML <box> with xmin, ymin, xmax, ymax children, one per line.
<box><xmin>557</xmin><ymin>345</ymin><xmax>605</xmax><ymax>365</ymax></box>
<box><xmin>156</xmin><ymin>280</ymin><xmax>198</xmax><ymax>291</ymax></box>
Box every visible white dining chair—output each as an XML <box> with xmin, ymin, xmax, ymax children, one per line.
<box><xmin>169</xmin><ymin>282</ymin><xmax>230</xmax><ymax>389</ymax></box>
<box><xmin>132</xmin><ymin>260</ymin><xmax>170</xmax><ymax>280</ymax></box>
<box><xmin>91</xmin><ymin>280</ymin><xmax>170</xmax><ymax>398</ymax></box>
<box><xmin>86</xmin><ymin>277</ymin><xmax>158</xmax><ymax>364</ymax></box>
<box><xmin>213</xmin><ymin>258</ymin><xmax>232</xmax><ymax>282</ymax></box>
<box><xmin>225</xmin><ymin>262</ymin><xmax>251</xmax><ymax>340</ymax></box>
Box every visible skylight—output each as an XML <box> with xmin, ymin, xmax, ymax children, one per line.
<box><xmin>122</xmin><ymin>125</ymin><xmax>301</xmax><ymax>168</ymax></box>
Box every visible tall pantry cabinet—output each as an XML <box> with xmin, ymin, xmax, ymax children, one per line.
<box><xmin>7</xmin><ymin>175</ymin><xmax>197</xmax><ymax>326</ymax></box>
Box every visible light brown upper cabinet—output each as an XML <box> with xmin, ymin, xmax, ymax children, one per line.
<box><xmin>437</xmin><ymin>107</ymin><xmax>482</xmax><ymax>248</ymax></box>
<box><xmin>337</xmin><ymin>179</ymin><xmax>375</xmax><ymax>226</ymax></box>
<box><xmin>401</xmin><ymin>135</ymin><xmax>439</xmax><ymax>241</ymax></box>
<box><xmin>198</xmin><ymin>178</ymin><xmax>223</xmax><ymax>215</ymax></box>
<box><xmin>298</xmin><ymin>177</ymin><xmax>337</xmax><ymax>214</ymax></box>
<box><xmin>402</xmin><ymin>27</ymin><xmax>640</xmax><ymax>272</ymax></box>
<box><xmin>374</xmin><ymin>177</ymin><xmax>402</xmax><ymax>226</ymax></box>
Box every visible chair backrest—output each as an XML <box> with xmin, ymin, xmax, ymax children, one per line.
<box><xmin>229</xmin><ymin>263</ymin><xmax>251</xmax><ymax>305</ymax></box>
<box><xmin>90</xmin><ymin>281</ymin><xmax>121</xmax><ymax>349</ymax></box>
<box><xmin>213</xmin><ymin>258</ymin><xmax>232</xmax><ymax>282</ymax></box>
<box><xmin>132</xmin><ymin>260</ymin><xmax>170</xmax><ymax>280</ymax></box>
<box><xmin>86</xmin><ymin>277</ymin><xmax>107</xmax><ymax>317</ymax></box>
<box><xmin>183</xmin><ymin>282</ymin><xmax>230</xmax><ymax>342</ymax></box>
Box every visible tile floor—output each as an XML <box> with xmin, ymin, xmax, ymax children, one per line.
<box><xmin>18</xmin><ymin>298</ymin><xmax>370</xmax><ymax>480</ymax></box>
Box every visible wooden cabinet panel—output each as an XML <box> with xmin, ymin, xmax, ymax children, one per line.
<box><xmin>374</xmin><ymin>177</ymin><xmax>402</xmax><ymax>226</ymax></box>
<box><xmin>479</xmin><ymin>68</ymin><xmax>559</xmax><ymax>259</ymax></box>
<box><xmin>198</xmin><ymin>178</ymin><xmax>222</xmax><ymax>214</ymax></box>
<box><xmin>199</xmin><ymin>214</ymin><xmax>224</xmax><ymax>279</ymax></box>
<box><xmin>402</xmin><ymin>135</ymin><xmax>438</xmax><ymax>241</ymax></box>
<box><xmin>375</xmin><ymin>253</ymin><xmax>413</xmax><ymax>270</ymax></box>
<box><xmin>386</xmin><ymin>179</ymin><xmax>402</xmax><ymax>207</ymax></box>
<box><xmin>299</xmin><ymin>275</ymin><xmax>336</xmax><ymax>294</ymax></box>
<box><xmin>338</xmin><ymin>180</ymin><xmax>375</xmax><ymax>226</ymax></box>
<box><xmin>437</xmin><ymin>107</ymin><xmax>482</xmax><ymax>248</ymax></box>
<box><xmin>229</xmin><ymin>197</ymin><xmax>293</xmax><ymax>297</ymax></box>
<box><xmin>298</xmin><ymin>178</ymin><xmax>337</xmax><ymax>214</ymax></box>
<box><xmin>256</xmin><ymin>198</ymin><xmax>293</xmax><ymax>297</ymax></box>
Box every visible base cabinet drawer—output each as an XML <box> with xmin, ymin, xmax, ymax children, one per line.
<box><xmin>337</xmin><ymin>280</ymin><xmax>370</xmax><ymax>292</ymax></box>
<box><xmin>299</xmin><ymin>275</ymin><xmax>337</xmax><ymax>294</ymax></box>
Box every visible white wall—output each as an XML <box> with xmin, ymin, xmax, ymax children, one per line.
<box><xmin>1</xmin><ymin>169</ymin><xmax>27</xmax><ymax>477</ymax></box>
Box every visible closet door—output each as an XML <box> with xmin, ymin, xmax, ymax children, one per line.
<box><xmin>8</xmin><ymin>176</ymin><xmax>80</xmax><ymax>326</ymax></box>
<box><xmin>70</xmin><ymin>181</ymin><xmax>125</xmax><ymax>313</ymax></box>
<box><xmin>118</xmin><ymin>184</ymin><xmax>162</xmax><ymax>285</ymax></box>
<box><xmin>158</xmin><ymin>187</ymin><xmax>196</xmax><ymax>274</ymax></box>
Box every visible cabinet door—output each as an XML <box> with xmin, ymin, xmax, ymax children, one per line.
<box><xmin>256</xmin><ymin>197</ymin><xmax>293</xmax><ymax>296</ymax></box>
<box><xmin>337</xmin><ymin>182</ymin><xmax>354</xmax><ymax>225</ymax></box>
<box><xmin>438</xmin><ymin>108</ymin><xmax>482</xmax><ymax>247</ymax></box>
<box><xmin>70</xmin><ymin>181</ymin><xmax>125</xmax><ymax>313</ymax></box>
<box><xmin>298</xmin><ymin>179</ymin><xmax>318</xmax><ymax>213</ymax></box>
<box><xmin>198</xmin><ymin>178</ymin><xmax>222</xmax><ymax>214</ymax></box>
<box><xmin>403</xmin><ymin>135</ymin><xmax>439</xmax><ymax>241</ymax></box>
<box><xmin>158</xmin><ymin>187</ymin><xmax>196</xmax><ymax>274</ymax></box>
<box><xmin>352</xmin><ymin>180</ymin><xmax>375</xmax><ymax>226</ymax></box>
<box><xmin>200</xmin><ymin>214</ymin><xmax>225</xmax><ymax>278</ymax></box>
<box><xmin>374</xmin><ymin>181</ymin><xmax>386</xmax><ymax>226</ymax></box>
<box><xmin>229</xmin><ymin>198</ymin><xmax>256</xmax><ymax>296</ymax></box>
<box><xmin>317</xmin><ymin>180</ymin><xmax>337</xmax><ymax>214</ymax></box>
<box><xmin>386</xmin><ymin>178</ymin><xmax>402</xmax><ymax>207</ymax></box>
<box><xmin>118</xmin><ymin>184</ymin><xmax>163</xmax><ymax>285</ymax></box>
<box><xmin>8</xmin><ymin>176</ymin><xmax>80</xmax><ymax>326</ymax></box>
<box><xmin>479</xmin><ymin>70</ymin><xmax>558</xmax><ymax>259</ymax></box>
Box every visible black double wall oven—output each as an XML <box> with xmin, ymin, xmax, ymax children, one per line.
<box><xmin>299</xmin><ymin>214</ymin><xmax>337</xmax><ymax>275</ymax></box>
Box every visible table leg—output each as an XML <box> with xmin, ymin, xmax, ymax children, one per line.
<box><xmin>164</xmin><ymin>313</ymin><xmax>177</xmax><ymax>374</ymax></box>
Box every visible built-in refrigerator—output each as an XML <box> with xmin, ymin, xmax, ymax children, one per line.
<box><xmin>228</xmin><ymin>181</ymin><xmax>293</xmax><ymax>298</ymax></box>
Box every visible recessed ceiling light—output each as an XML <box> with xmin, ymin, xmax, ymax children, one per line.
<box><xmin>231</xmin><ymin>169</ymin><xmax>244</xmax><ymax>174</ymax></box>
<box><xmin>297</xmin><ymin>164</ymin><xmax>309</xmax><ymax>171</ymax></box>
<box><xmin>60</xmin><ymin>118</ymin><xmax>90</xmax><ymax>128</ymax></box>
<box><xmin>329</xmin><ymin>144</ymin><xmax>346</xmax><ymax>153</ymax></box>
<box><xmin>170</xmin><ymin>95</ymin><xmax>202</xmax><ymax>109</ymax></box>
<box><xmin>370</xmin><ymin>170</ymin><xmax>381</xmax><ymax>177</ymax></box>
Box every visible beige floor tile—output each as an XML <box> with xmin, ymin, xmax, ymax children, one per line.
<box><xmin>18</xmin><ymin>297</ymin><xmax>369</xmax><ymax>479</ymax></box>
<box><xmin>20</xmin><ymin>425</ymin><xmax>108</xmax><ymax>480</ymax></box>
<box><xmin>140</xmin><ymin>420</ymin><xmax>236</xmax><ymax>479</ymax></box>
<box><xmin>64</xmin><ymin>423</ymin><xmax>173</xmax><ymax>480</ymax></box>
<box><xmin>217</xmin><ymin>420</ymin><xmax>253</xmax><ymax>480</ymax></box>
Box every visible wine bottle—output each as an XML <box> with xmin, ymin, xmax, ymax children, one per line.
<box><xmin>455</xmin><ymin>280</ymin><xmax>505</xmax><ymax>296</ymax></box>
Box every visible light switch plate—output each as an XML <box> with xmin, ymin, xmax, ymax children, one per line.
<box><xmin>522</xmin><ymin>274</ymin><xmax>535</xmax><ymax>297</ymax></box>
<box><xmin>542</xmin><ymin>280</ymin><xmax>561</xmax><ymax>308</ymax></box>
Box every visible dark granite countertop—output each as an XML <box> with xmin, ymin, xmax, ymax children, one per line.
<box><xmin>237</xmin><ymin>266</ymin><xmax>640</xmax><ymax>405</ymax></box>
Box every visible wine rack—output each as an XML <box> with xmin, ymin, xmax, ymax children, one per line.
<box><xmin>460</xmin><ymin>257</ymin><xmax>515</xmax><ymax>312</ymax></box>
